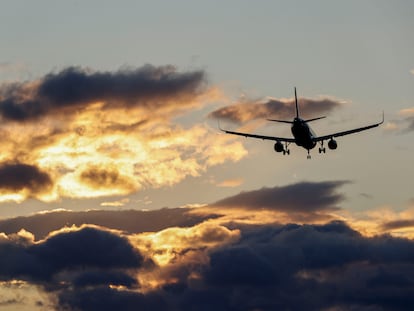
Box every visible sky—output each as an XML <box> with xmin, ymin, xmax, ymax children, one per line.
<box><xmin>0</xmin><ymin>1</ymin><xmax>413</xmax><ymax>310</ymax></box>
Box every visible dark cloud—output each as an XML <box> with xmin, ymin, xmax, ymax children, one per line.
<box><xmin>0</xmin><ymin>65</ymin><xmax>206</xmax><ymax>121</ymax></box>
<box><xmin>212</xmin><ymin>181</ymin><xmax>347</xmax><ymax>213</ymax></box>
<box><xmin>79</xmin><ymin>167</ymin><xmax>134</xmax><ymax>190</ymax></box>
<box><xmin>31</xmin><ymin>227</ymin><xmax>142</xmax><ymax>275</ymax></box>
<box><xmin>381</xmin><ymin>219</ymin><xmax>414</xmax><ymax>231</ymax></box>
<box><xmin>0</xmin><ymin>208</ymin><xmax>215</xmax><ymax>240</ymax></box>
<box><xmin>0</xmin><ymin>162</ymin><xmax>52</xmax><ymax>194</ymax></box>
<box><xmin>0</xmin><ymin>224</ymin><xmax>167</xmax><ymax>311</ymax></box>
<box><xmin>210</xmin><ymin>97</ymin><xmax>343</xmax><ymax>123</ymax></box>
<box><xmin>0</xmin><ymin>226</ymin><xmax>143</xmax><ymax>283</ymax></box>
<box><xmin>191</xmin><ymin>221</ymin><xmax>414</xmax><ymax>311</ymax></box>
<box><xmin>1</xmin><ymin>209</ymin><xmax>414</xmax><ymax>310</ymax></box>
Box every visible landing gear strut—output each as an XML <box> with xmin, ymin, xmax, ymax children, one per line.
<box><xmin>307</xmin><ymin>149</ymin><xmax>311</xmax><ymax>159</ymax></box>
<box><xmin>318</xmin><ymin>141</ymin><xmax>326</xmax><ymax>154</ymax></box>
<box><xmin>283</xmin><ymin>142</ymin><xmax>290</xmax><ymax>155</ymax></box>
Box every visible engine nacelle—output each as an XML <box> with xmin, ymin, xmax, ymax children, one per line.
<box><xmin>274</xmin><ymin>141</ymin><xmax>284</xmax><ymax>153</ymax></box>
<box><xmin>328</xmin><ymin>139</ymin><xmax>337</xmax><ymax>150</ymax></box>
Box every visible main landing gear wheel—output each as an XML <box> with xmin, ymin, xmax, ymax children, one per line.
<box><xmin>318</xmin><ymin>147</ymin><xmax>326</xmax><ymax>153</ymax></box>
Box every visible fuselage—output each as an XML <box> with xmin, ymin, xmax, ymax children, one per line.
<box><xmin>291</xmin><ymin>118</ymin><xmax>317</xmax><ymax>150</ymax></box>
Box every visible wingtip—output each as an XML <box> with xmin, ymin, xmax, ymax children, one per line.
<box><xmin>217</xmin><ymin>119</ymin><xmax>224</xmax><ymax>132</ymax></box>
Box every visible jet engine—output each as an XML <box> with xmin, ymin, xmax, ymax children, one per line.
<box><xmin>328</xmin><ymin>139</ymin><xmax>337</xmax><ymax>150</ymax></box>
<box><xmin>274</xmin><ymin>141</ymin><xmax>284</xmax><ymax>153</ymax></box>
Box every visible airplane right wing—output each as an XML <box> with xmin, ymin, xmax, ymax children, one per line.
<box><xmin>313</xmin><ymin>112</ymin><xmax>384</xmax><ymax>142</ymax></box>
<box><xmin>220</xmin><ymin>128</ymin><xmax>296</xmax><ymax>142</ymax></box>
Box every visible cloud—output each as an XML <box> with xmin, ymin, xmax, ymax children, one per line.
<box><xmin>132</xmin><ymin>221</ymin><xmax>240</xmax><ymax>267</ymax></box>
<box><xmin>179</xmin><ymin>181</ymin><xmax>350</xmax><ymax>228</ymax></box>
<box><xmin>193</xmin><ymin>221</ymin><xmax>414</xmax><ymax>311</ymax></box>
<box><xmin>0</xmin><ymin>162</ymin><xmax>52</xmax><ymax>192</ymax></box>
<box><xmin>399</xmin><ymin>108</ymin><xmax>414</xmax><ymax>117</ymax></box>
<box><xmin>0</xmin><ymin>65</ymin><xmax>206</xmax><ymax>122</ymax></box>
<box><xmin>210</xmin><ymin>96</ymin><xmax>344</xmax><ymax>123</ymax></box>
<box><xmin>384</xmin><ymin>108</ymin><xmax>414</xmax><ymax>133</ymax></box>
<box><xmin>0</xmin><ymin>226</ymin><xmax>147</xmax><ymax>311</ymax></box>
<box><xmin>60</xmin><ymin>221</ymin><xmax>414</xmax><ymax>310</ymax></box>
<box><xmin>0</xmin><ymin>208</ymin><xmax>215</xmax><ymax>240</ymax></box>
<box><xmin>216</xmin><ymin>178</ymin><xmax>244</xmax><ymax>188</ymax></box>
<box><xmin>0</xmin><ymin>162</ymin><xmax>53</xmax><ymax>201</ymax></box>
<box><xmin>381</xmin><ymin>219</ymin><xmax>414</xmax><ymax>232</ymax></box>
<box><xmin>100</xmin><ymin>198</ymin><xmax>130</xmax><ymax>207</ymax></box>
<box><xmin>0</xmin><ymin>225</ymin><xmax>143</xmax><ymax>283</ymax></box>
<box><xmin>1</xmin><ymin>203</ymin><xmax>414</xmax><ymax>310</ymax></box>
<box><xmin>0</xmin><ymin>65</ymin><xmax>247</xmax><ymax>202</ymax></box>
<box><xmin>78</xmin><ymin>165</ymin><xmax>136</xmax><ymax>194</ymax></box>
<box><xmin>212</xmin><ymin>181</ymin><xmax>347</xmax><ymax>211</ymax></box>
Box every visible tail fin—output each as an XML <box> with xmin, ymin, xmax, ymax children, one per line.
<box><xmin>267</xmin><ymin>87</ymin><xmax>299</xmax><ymax>124</ymax></box>
<box><xmin>294</xmin><ymin>87</ymin><xmax>299</xmax><ymax>118</ymax></box>
<box><xmin>268</xmin><ymin>88</ymin><xmax>327</xmax><ymax>123</ymax></box>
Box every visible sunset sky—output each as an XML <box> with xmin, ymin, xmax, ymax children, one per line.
<box><xmin>0</xmin><ymin>1</ymin><xmax>413</xmax><ymax>310</ymax></box>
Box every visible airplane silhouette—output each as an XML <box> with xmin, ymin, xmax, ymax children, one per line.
<box><xmin>220</xmin><ymin>88</ymin><xmax>384</xmax><ymax>159</ymax></box>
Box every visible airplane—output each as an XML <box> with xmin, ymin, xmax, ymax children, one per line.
<box><xmin>219</xmin><ymin>87</ymin><xmax>384</xmax><ymax>159</ymax></box>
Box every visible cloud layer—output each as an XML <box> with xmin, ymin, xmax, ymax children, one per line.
<box><xmin>0</xmin><ymin>65</ymin><xmax>247</xmax><ymax>202</ymax></box>
<box><xmin>212</xmin><ymin>181</ymin><xmax>346</xmax><ymax>212</ymax></box>
<box><xmin>0</xmin><ymin>65</ymin><xmax>206</xmax><ymax>121</ymax></box>
<box><xmin>0</xmin><ymin>181</ymin><xmax>413</xmax><ymax>310</ymax></box>
<box><xmin>2</xmin><ymin>211</ymin><xmax>414</xmax><ymax>310</ymax></box>
<box><xmin>0</xmin><ymin>208</ymin><xmax>215</xmax><ymax>240</ymax></box>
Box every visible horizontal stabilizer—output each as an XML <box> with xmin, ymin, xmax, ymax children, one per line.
<box><xmin>304</xmin><ymin>116</ymin><xmax>326</xmax><ymax>122</ymax></box>
<box><xmin>266</xmin><ymin>119</ymin><xmax>294</xmax><ymax>124</ymax></box>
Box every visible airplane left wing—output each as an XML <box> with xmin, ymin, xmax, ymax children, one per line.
<box><xmin>220</xmin><ymin>128</ymin><xmax>296</xmax><ymax>142</ymax></box>
<box><xmin>313</xmin><ymin>113</ymin><xmax>384</xmax><ymax>142</ymax></box>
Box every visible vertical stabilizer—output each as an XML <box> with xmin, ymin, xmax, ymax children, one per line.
<box><xmin>294</xmin><ymin>87</ymin><xmax>299</xmax><ymax>118</ymax></box>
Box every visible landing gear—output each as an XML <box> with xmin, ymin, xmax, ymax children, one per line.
<box><xmin>318</xmin><ymin>141</ymin><xmax>326</xmax><ymax>154</ymax></box>
<box><xmin>282</xmin><ymin>142</ymin><xmax>290</xmax><ymax>155</ymax></box>
<box><xmin>307</xmin><ymin>149</ymin><xmax>311</xmax><ymax>159</ymax></box>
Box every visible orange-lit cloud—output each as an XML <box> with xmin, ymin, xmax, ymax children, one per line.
<box><xmin>100</xmin><ymin>198</ymin><xmax>130</xmax><ymax>207</ymax></box>
<box><xmin>217</xmin><ymin>178</ymin><xmax>244</xmax><ymax>188</ymax></box>
<box><xmin>344</xmin><ymin>205</ymin><xmax>414</xmax><ymax>239</ymax></box>
<box><xmin>384</xmin><ymin>121</ymin><xmax>399</xmax><ymax>132</ymax></box>
<box><xmin>0</xmin><ymin>66</ymin><xmax>248</xmax><ymax>202</ymax></box>
<box><xmin>131</xmin><ymin>221</ymin><xmax>240</xmax><ymax>267</ymax></box>
<box><xmin>399</xmin><ymin>107</ymin><xmax>414</xmax><ymax>116</ymax></box>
